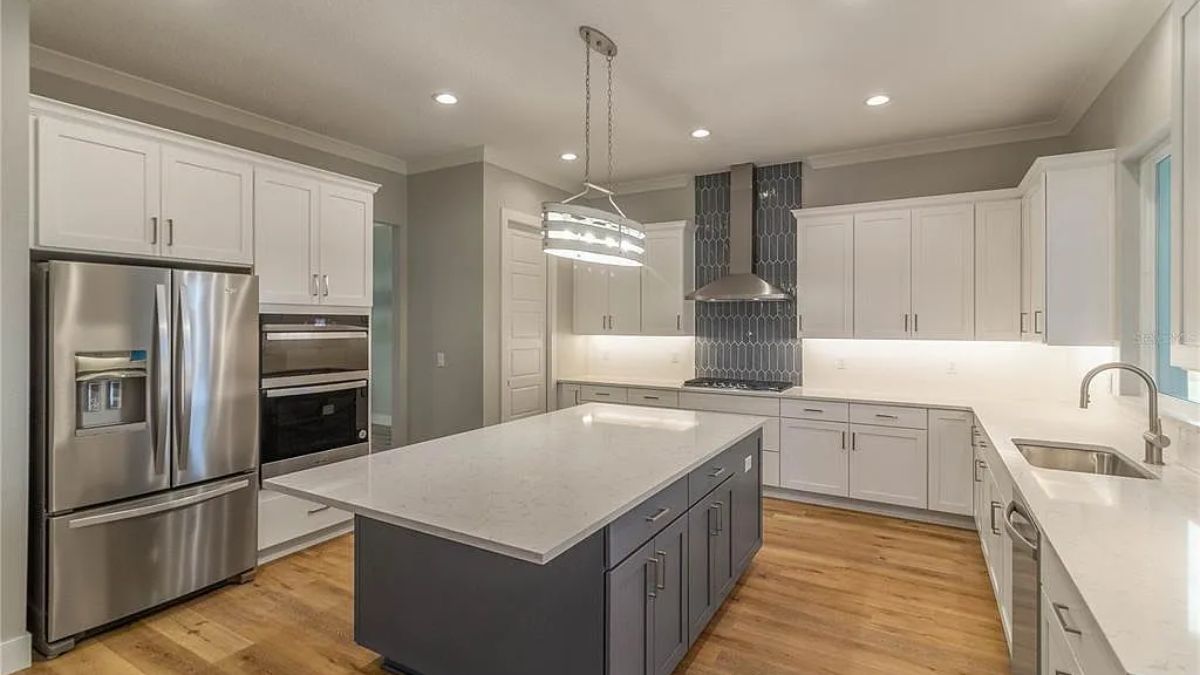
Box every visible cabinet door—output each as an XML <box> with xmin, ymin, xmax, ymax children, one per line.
<box><xmin>779</xmin><ymin>419</ymin><xmax>849</xmax><ymax>497</ymax></box>
<box><xmin>854</xmin><ymin>210</ymin><xmax>912</xmax><ymax>338</ymax></box>
<box><xmin>608</xmin><ymin>266</ymin><xmax>642</xmax><ymax>334</ymax></box>
<box><xmin>161</xmin><ymin>144</ymin><xmax>253</xmax><ymax>265</ymax></box>
<box><xmin>797</xmin><ymin>214</ymin><xmax>854</xmax><ymax>337</ymax></box>
<box><xmin>37</xmin><ymin>116</ymin><xmax>160</xmax><ymax>256</ymax></box>
<box><xmin>319</xmin><ymin>184</ymin><xmax>374</xmax><ymax>307</ymax></box>
<box><xmin>557</xmin><ymin>384</ymin><xmax>581</xmax><ymax>409</ymax></box>
<box><xmin>927</xmin><ymin>409</ymin><xmax>973</xmax><ymax>515</ymax></box>
<box><xmin>911</xmin><ymin>203</ymin><xmax>974</xmax><ymax>339</ymax></box>
<box><xmin>686</xmin><ymin>500</ymin><xmax>716</xmax><ymax>644</ymax></box>
<box><xmin>1042</xmin><ymin>590</ymin><xmax>1084</xmax><ymax>675</ymax></box>
<box><xmin>711</xmin><ymin>481</ymin><xmax>736</xmax><ymax>599</ymax></box>
<box><xmin>848</xmin><ymin>425</ymin><xmax>928</xmax><ymax>508</ymax></box>
<box><xmin>641</xmin><ymin>228</ymin><xmax>689</xmax><ymax>335</ymax></box>
<box><xmin>975</xmin><ymin>200</ymin><xmax>1023</xmax><ymax>340</ymax></box>
<box><xmin>972</xmin><ymin>449</ymin><xmax>987</xmax><ymax>540</ymax></box>
<box><xmin>573</xmin><ymin>262</ymin><xmax>609</xmax><ymax>334</ymax></box>
<box><xmin>1024</xmin><ymin>179</ymin><xmax>1048</xmax><ymax>343</ymax></box>
<box><xmin>607</xmin><ymin>539</ymin><xmax>654</xmax><ymax>675</ymax></box>
<box><xmin>254</xmin><ymin>169</ymin><xmax>320</xmax><ymax>305</ymax></box>
<box><xmin>650</xmin><ymin>515</ymin><xmax>688</xmax><ymax>675</ymax></box>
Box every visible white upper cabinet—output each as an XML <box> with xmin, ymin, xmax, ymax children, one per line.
<box><xmin>640</xmin><ymin>222</ymin><xmax>695</xmax><ymax>335</ymax></box>
<box><xmin>853</xmin><ymin>210</ymin><xmax>912</xmax><ymax>339</ymax></box>
<box><xmin>573</xmin><ymin>262</ymin><xmax>641</xmax><ymax>334</ymax></box>
<box><xmin>975</xmin><ymin>200</ymin><xmax>1023</xmax><ymax>340</ymax></box>
<box><xmin>161</xmin><ymin>144</ymin><xmax>254</xmax><ymax>265</ymax></box>
<box><xmin>36</xmin><ymin>115</ymin><xmax>160</xmax><ymax>257</ymax></box>
<box><xmin>1022</xmin><ymin>178</ymin><xmax>1048</xmax><ymax>342</ymax></box>
<box><xmin>255</xmin><ymin>169</ymin><xmax>320</xmax><ymax>306</ymax></box>
<box><xmin>318</xmin><ymin>184</ymin><xmax>374</xmax><ymax>307</ymax></box>
<box><xmin>796</xmin><ymin>213</ymin><xmax>853</xmax><ymax>338</ymax></box>
<box><xmin>1175</xmin><ymin>0</ymin><xmax>1200</xmax><ymax>367</ymax></box>
<box><xmin>911</xmin><ymin>204</ymin><xmax>974</xmax><ymax>339</ymax></box>
<box><xmin>573</xmin><ymin>262</ymin><xmax>611</xmax><ymax>334</ymax></box>
<box><xmin>607</xmin><ymin>267</ymin><xmax>642</xmax><ymax>334</ymax></box>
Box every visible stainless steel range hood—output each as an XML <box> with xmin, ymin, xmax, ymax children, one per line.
<box><xmin>686</xmin><ymin>163</ymin><xmax>792</xmax><ymax>302</ymax></box>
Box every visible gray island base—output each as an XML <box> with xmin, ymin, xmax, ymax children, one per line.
<box><xmin>356</xmin><ymin>431</ymin><xmax>763</xmax><ymax>675</ymax></box>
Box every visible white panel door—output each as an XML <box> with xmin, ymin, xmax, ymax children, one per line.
<box><xmin>1023</xmin><ymin>178</ymin><xmax>1048</xmax><ymax>342</ymax></box>
<box><xmin>853</xmin><ymin>210</ymin><xmax>912</xmax><ymax>338</ymax></box>
<box><xmin>974</xmin><ymin>200</ymin><xmax>1023</xmax><ymax>340</ymax></box>
<box><xmin>319</xmin><ymin>184</ymin><xmax>373</xmax><ymax>307</ymax></box>
<box><xmin>37</xmin><ymin>116</ymin><xmax>160</xmax><ymax>256</ymax></box>
<box><xmin>927</xmin><ymin>409</ymin><xmax>973</xmax><ymax>515</ymax></box>
<box><xmin>501</xmin><ymin>212</ymin><xmax>548</xmax><ymax>422</ymax></box>
<box><xmin>797</xmin><ymin>214</ymin><xmax>854</xmax><ymax>337</ymax></box>
<box><xmin>254</xmin><ymin>169</ymin><xmax>319</xmax><ymax>305</ymax></box>
<box><xmin>161</xmin><ymin>144</ymin><xmax>253</xmax><ymax>264</ymax></box>
<box><xmin>607</xmin><ymin>266</ymin><xmax>642</xmax><ymax>334</ymax></box>
<box><xmin>849</xmin><ymin>424</ymin><xmax>928</xmax><ymax>508</ymax></box>
<box><xmin>573</xmin><ymin>262</ymin><xmax>609</xmax><ymax>334</ymax></box>
<box><xmin>641</xmin><ymin>228</ymin><xmax>687</xmax><ymax>334</ymax></box>
<box><xmin>911</xmin><ymin>203</ymin><xmax>975</xmax><ymax>339</ymax></box>
<box><xmin>779</xmin><ymin>419</ymin><xmax>849</xmax><ymax>496</ymax></box>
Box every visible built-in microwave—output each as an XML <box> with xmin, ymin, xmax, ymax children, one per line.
<box><xmin>259</xmin><ymin>314</ymin><xmax>370</xmax><ymax>479</ymax></box>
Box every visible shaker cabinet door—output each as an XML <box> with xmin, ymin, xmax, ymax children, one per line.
<box><xmin>797</xmin><ymin>214</ymin><xmax>854</xmax><ymax>337</ymax></box>
<box><xmin>911</xmin><ymin>204</ymin><xmax>975</xmax><ymax>339</ymax></box>
<box><xmin>650</xmin><ymin>515</ymin><xmax>688</xmax><ymax>675</ymax></box>
<box><xmin>974</xmin><ymin>200</ymin><xmax>1023</xmax><ymax>340</ymax></box>
<box><xmin>780</xmin><ymin>419</ymin><xmax>850</xmax><ymax>497</ymax></box>
<box><xmin>254</xmin><ymin>169</ymin><xmax>320</xmax><ymax>306</ymax></box>
<box><xmin>607</xmin><ymin>540</ymin><xmax>654</xmax><ymax>675</ymax></box>
<box><xmin>853</xmin><ymin>210</ymin><xmax>912</xmax><ymax>338</ymax></box>
<box><xmin>573</xmin><ymin>262</ymin><xmax>610</xmax><ymax>334</ymax></box>
<box><xmin>848</xmin><ymin>425</ymin><xmax>928</xmax><ymax>509</ymax></box>
<box><xmin>161</xmin><ymin>144</ymin><xmax>254</xmax><ymax>265</ymax></box>
<box><xmin>318</xmin><ymin>184</ymin><xmax>374</xmax><ymax>307</ymax></box>
<box><xmin>607</xmin><ymin>266</ymin><xmax>643</xmax><ymax>334</ymax></box>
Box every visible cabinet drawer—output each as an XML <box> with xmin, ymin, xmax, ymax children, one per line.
<box><xmin>1041</xmin><ymin>541</ymin><xmax>1124</xmax><ymax>675</ymax></box>
<box><xmin>678</xmin><ymin>392</ymin><xmax>780</xmax><ymax>417</ymax></box>
<box><xmin>780</xmin><ymin>398</ymin><xmax>849</xmax><ymax>422</ymax></box>
<box><xmin>687</xmin><ymin>434</ymin><xmax>757</xmax><ymax>506</ymax></box>
<box><xmin>258</xmin><ymin>489</ymin><xmax>351</xmax><ymax>551</ymax></box>
<box><xmin>606</xmin><ymin>476</ymin><xmax>688</xmax><ymax>568</ymax></box>
<box><xmin>849</xmin><ymin>403</ymin><xmax>927</xmax><ymax>429</ymax></box>
<box><xmin>627</xmin><ymin>388</ymin><xmax>679</xmax><ymax>408</ymax></box>
<box><xmin>580</xmin><ymin>385</ymin><xmax>629</xmax><ymax>403</ymax></box>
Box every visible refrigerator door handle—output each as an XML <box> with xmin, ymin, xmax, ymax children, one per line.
<box><xmin>175</xmin><ymin>285</ymin><xmax>193</xmax><ymax>472</ymax></box>
<box><xmin>66</xmin><ymin>478</ymin><xmax>251</xmax><ymax>529</ymax></box>
<box><xmin>153</xmin><ymin>284</ymin><xmax>170</xmax><ymax>475</ymax></box>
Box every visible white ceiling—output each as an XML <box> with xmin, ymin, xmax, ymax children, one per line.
<box><xmin>29</xmin><ymin>0</ymin><xmax>1167</xmax><ymax>188</ymax></box>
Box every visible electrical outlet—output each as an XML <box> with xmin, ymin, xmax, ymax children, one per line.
<box><xmin>947</xmin><ymin>361</ymin><xmax>958</xmax><ymax>375</ymax></box>
<box><xmin>436</xmin><ymin>352</ymin><xmax>446</xmax><ymax>367</ymax></box>
<box><xmin>670</xmin><ymin>352</ymin><xmax>680</xmax><ymax>364</ymax></box>
<box><xmin>835</xmin><ymin>359</ymin><xmax>846</xmax><ymax>370</ymax></box>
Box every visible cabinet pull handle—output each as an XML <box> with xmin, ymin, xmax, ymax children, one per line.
<box><xmin>974</xmin><ymin>459</ymin><xmax>984</xmax><ymax>483</ymax></box>
<box><xmin>913</xmin><ymin>313</ymin><xmax>918</xmax><ymax>333</ymax></box>
<box><xmin>1052</xmin><ymin>603</ymin><xmax>1083</xmax><ymax>636</ymax></box>
<box><xmin>841</xmin><ymin>431</ymin><xmax>846</xmax><ymax>450</ymax></box>
<box><xmin>311</xmin><ymin>274</ymin><xmax>319</xmax><ymax>297</ymax></box>
<box><xmin>166</xmin><ymin>218</ymin><xmax>175</xmax><ymax>246</ymax></box>
<box><xmin>904</xmin><ymin>314</ymin><xmax>909</xmax><ymax>332</ymax></box>
<box><xmin>803</xmin><ymin>408</ymin><xmax>823</xmax><ymax>413</ymax></box>
<box><xmin>676</xmin><ymin>314</ymin><xmax>681</xmax><ymax>331</ymax></box>
<box><xmin>645</xmin><ymin>557</ymin><xmax>659</xmax><ymax>598</ymax></box>
<box><xmin>322</xmin><ymin>274</ymin><xmax>330</xmax><ymax>297</ymax></box>
<box><xmin>654</xmin><ymin>550</ymin><xmax>667</xmax><ymax>590</ymax></box>
<box><xmin>714</xmin><ymin>501</ymin><xmax>724</xmax><ymax>533</ymax></box>
<box><xmin>1019</xmin><ymin>312</ymin><xmax>1028</xmax><ymax>333</ymax></box>
<box><xmin>708</xmin><ymin>504</ymin><xmax>719</xmax><ymax>536</ymax></box>
<box><xmin>990</xmin><ymin>501</ymin><xmax>1002</xmax><ymax>535</ymax></box>
<box><xmin>1034</xmin><ymin>310</ymin><xmax>1043</xmax><ymax>335</ymax></box>
<box><xmin>644</xmin><ymin>506</ymin><xmax>671</xmax><ymax>523</ymax></box>
<box><xmin>306</xmin><ymin>504</ymin><xmax>331</xmax><ymax>515</ymax></box>
<box><xmin>593</xmin><ymin>392</ymin><xmax>610</xmax><ymax>397</ymax></box>
<box><xmin>708</xmin><ymin>467</ymin><xmax>727</xmax><ymax>479</ymax></box>
<box><xmin>150</xmin><ymin>216</ymin><xmax>159</xmax><ymax>244</ymax></box>
<box><xmin>851</xmin><ymin>432</ymin><xmax>857</xmax><ymax>451</ymax></box>
<box><xmin>874</xmin><ymin>413</ymin><xmax>899</xmax><ymax>419</ymax></box>
<box><xmin>643</xmin><ymin>395</ymin><xmax>659</xmax><ymax>401</ymax></box>
<box><xmin>798</xmin><ymin>314</ymin><xmax>803</xmax><ymax>332</ymax></box>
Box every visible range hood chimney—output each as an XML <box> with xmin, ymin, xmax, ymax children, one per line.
<box><xmin>686</xmin><ymin>163</ymin><xmax>792</xmax><ymax>302</ymax></box>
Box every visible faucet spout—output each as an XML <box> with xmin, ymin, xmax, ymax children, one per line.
<box><xmin>1079</xmin><ymin>362</ymin><xmax>1169</xmax><ymax>465</ymax></box>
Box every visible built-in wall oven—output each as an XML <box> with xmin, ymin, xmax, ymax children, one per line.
<box><xmin>260</xmin><ymin>314</ymin><xmax>369</xmax><ymax>479</ymax></box>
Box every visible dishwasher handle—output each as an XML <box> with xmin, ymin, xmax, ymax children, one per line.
<box><xmin>1004</xmin><ymin>502</ymin><xmax>1039</xmax><ymax>554</ymax></box>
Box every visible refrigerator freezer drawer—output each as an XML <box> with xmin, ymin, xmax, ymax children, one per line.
<box><xmin>45</xmin><ymin>474</ymin><xmax>257</xmax><ymax>642</ymax></box>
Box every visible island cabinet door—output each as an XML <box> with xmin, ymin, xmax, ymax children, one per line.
<box><xmin>650</xmin><ymin>515</ymin><xmax>689</xmax><ymax>675</ymax></box>
<box><xmin>686</xmin><ymin>477</ymin><xmax>734</xmax><ymax>646</ymax></box>
<box><xmin>607</xmin><ymin>539</ymin><xmax>654</xmax><ymax>675</ymax></box>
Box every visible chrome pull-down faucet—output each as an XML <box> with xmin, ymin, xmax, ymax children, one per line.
<box><xmin>1079</xmin><ymin>362</ymin><xmax>1169</xmax><ymax>465</ymax></box>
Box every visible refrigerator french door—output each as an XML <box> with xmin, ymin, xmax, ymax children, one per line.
<box><xmin>30</xmin><ymin>261</ymin><xmax>260</xmax><ymax>655</ymax></box>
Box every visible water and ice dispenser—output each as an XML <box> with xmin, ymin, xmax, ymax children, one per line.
<box><xmin>74</xmin><ymin>352</ymin><xmax>148</xmax><ymax>435</ymax></box>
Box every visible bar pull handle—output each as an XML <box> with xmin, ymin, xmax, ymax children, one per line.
<box><xmin>175</xmin><ymin>284</ymin><xmax>193</xmax><ymax>473</ymax></box>
<box><xmin>307</xmin><ymin>504</ymin><xmax>332</xmax><ymax>516</ymax></box>
<box><xmin>904</xmin><ymin>313</ymin><xmax>909</xmax><ymax>332</ymax></box>
<box><xmin>1052</xmin><ymin>603</ymin><xmax>1083</xmax><ymax>636</ymax></box>
<box><xmin>646</xmin><ymin>557</ymin><xmax>659</xmax><ymax>598</ymax></box>
<box><xmin>676</xmin><ymin>314</ymin><xmax>681</xmax><ymax>331</ymax></box>
<box><xmin>874</xmin><ymin>413</ymin><xmax>899</xmax><ymax>420</ymax></box>
<box><xmin>654</xmin><ymin>550</ymin><xmax>667</xmax><ymax>590</ymax></box>
<box><xmin>643</xmin><ymin>395</ymin><xmax>660</xmax><ymax>401</ymax></box>
<box><xmin>311</xmin><ymin>274</ymin><xmax>319</xmax><ymax>297</ymax></box>
<box><xmin>913</xmin><ymin>313</ymin><xmax>919</xmax><ymax>333</ymax></box>
<box><xmin>708</xmin><ymin>466</ymin><xmax>727</xmax><ymax>479</ymax></box>
<box><xmin>167</xmin><ymin>218</ymin><xmax>175</xmax><ymax>246</ymax></box>
<box><xmin>1034</xmin><ymin>310</ymin><xmax>1044</xmax><ymax>335</ymax></box>
<box><xmin>1019</xmin><ymin>312</ymin><xmax>1028</xmax><ymax>333</ymax></box>
<box><xmin>322</xmin><ymin>274</ymin><xmax>330</xmax><ymax>297</ymax></box>
<box><xmin>714</xmin><ymin>501</ymin><xmax>725</xmax><ymax>533</ymax></box>
<box><xmin>152</xmin><ymin>284</ymin><xmax>170</xmax><ymax>475</ymax></box>
<box><xmin>841</xmin><ymin>431</ymin><xmax>846</xmax><ymax>450</ymax></box>
<box><xmin>990</xmin><ymin>501</ymin><xmax>1002</xmax><ymax>536</ymax></box>
<box><xmin>150</xmin><ymin>216</ymin><xmax>159</xmax><ymax>245</ymax></box>
<box><xmin>708</xmin><ymin>504</ymin><xmax>718</xmax><ymax>536</ymax></box>
<box><xmin>644</xmin><ymin>506</ymin><xmax>671</xmax><ymax>523</ymax></box>
<box><xmin>974</xmin><ymin>459</ymin><xmax>985</xmax><ymax>482</ymax></box>
<box><xmin>851</xmin><ymin>432</ymin><xmax>857</xmax><ymax>451</ymax></box>
<box><xmin>803</xmin><ymin>408</ymin><xmax>824</xmax><ymax>413</ymax></box>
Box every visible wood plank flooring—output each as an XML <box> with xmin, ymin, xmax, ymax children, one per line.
<box><xmin>22</xmin><ymin>499</ymin><xmax>1009</xmax><ymax>675</ymax></box>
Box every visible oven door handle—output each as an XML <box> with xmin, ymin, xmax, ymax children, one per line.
<box><xmin>265</xmin><ymin>380</ymin><xmax>368</xmax><ymax>398</ymax></box>
<box><xmin>264</xmin><ymin>331</ymin><xmax>368</xmax><ymax>341</ymax></box>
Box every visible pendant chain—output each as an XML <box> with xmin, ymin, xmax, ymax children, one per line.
<box><xmin>583</xmin><ymin>40</ymin><xmax>592</xmax><ymax>186</ymax></box>
<box><xmin>606</xmin><ymin>54</ymin><xmax>614</xmax><ymax>188</ymax></box>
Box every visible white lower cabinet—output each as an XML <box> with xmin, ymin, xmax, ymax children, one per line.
<box><xmin>779</xmin><ymin>418</ymin><xmax>849</xmax><ymax>496</ymax></box>
<box><xmin>258</xmin><ymin>489</ymin><xmax>351</xmax><ymax>554</ymax></box>
<box><xmin>558</xmin><ymin>384</ymin><xmax>581</xmax><ymax>409</ymax></box>
<box><xmin>1040</xmin><ymin>539</ymin><xmax>1124</xmax><ymax>675</ymax></box>
<box><xmin>761</xmin><ymin>450</ymin><xmax>780</xmax><ymax>487</ymax></box>
<box><xmin>928</xmin><ymin>409</ymin><xmax>974</xmax><ymax>515</ymax></box>
<box><xmin>848</xmin><ymin>425</ymin><xmax>928</xmax><ymax>508</ymax></box>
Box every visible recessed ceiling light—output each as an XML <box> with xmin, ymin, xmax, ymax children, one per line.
<box><xmin>560</xmin><ymin>152</ymin><xmax>578</xmax><ymax>161</ymax></box>
<box><xmin>865</xmin><ymin>94</ymin><xmax>891</xmax><ymax>107</ymax></box>
<box><xmin>433</xmin><ymin>92</ymin><xmax>458</xmax><ymax>105</ymax></box>
<box><xmin>690</xmin><ymin>128</ymin><xmax>711</xmax><ymax>139</ymax></box>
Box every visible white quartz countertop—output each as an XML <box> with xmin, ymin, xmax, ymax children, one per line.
<box><xmin>265</xmin><ymin>404</ymin><xmax>766</xmax><ymax>565</ymax></box>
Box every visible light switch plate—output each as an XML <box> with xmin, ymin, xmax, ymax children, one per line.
<box><xmin>436</xmin><ymin>352</ymin><xmax>446</xmax><ymax>367</ymax></box>
<box><xmin>744</xmin><ymin>455</ymin><xmax>752</xmax><ymax>472</ymax></box>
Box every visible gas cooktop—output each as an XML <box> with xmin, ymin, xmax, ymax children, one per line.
<box><xmin>683</xmin><ymin>377</ymin><xmax>794</xmax><ymax>393</ymax></box>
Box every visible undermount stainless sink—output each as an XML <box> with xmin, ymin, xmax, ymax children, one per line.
<box><xmin>1013</xmin><ymin>440</ymin><xmax>1156</xmax><ymax>479</ymax></box>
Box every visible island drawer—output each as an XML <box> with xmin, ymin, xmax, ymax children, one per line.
<box><xmin>580</xmin><ymin>385</ymin><xmax>628</xmax><ymax>403</ymax></box>
<box><xmin>627</xmin><ymin>388</ymin><xmax>679</xmax><ymax>408</ymax></box>
<box><xmin>606</xmin><ymin>476</ymin><xmax>688</xmax><ymax>568</ymax></box>
<box><xmin>780</xmin><ymin>398</ymin><xmax>849</xmax><ymax>422</ymax></box>
<box><xmin>849</xmin><ymin>403</ymin><xmax>927</xmax><ymax>429</ymax></box>
<box><xmin>688</xmin><ymin>433</ymin><xmax>757</xmax><ymax>507</ymax></box>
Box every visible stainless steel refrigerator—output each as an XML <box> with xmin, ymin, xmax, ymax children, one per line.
<box><xmin>29</xmin><ymin>261</ymin><xmax>260</xmax><ymax>656</ymax></box>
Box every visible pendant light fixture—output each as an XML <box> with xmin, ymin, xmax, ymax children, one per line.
<box><xmin>542</xmin><ymin>26</ymin><xmax>645</xmax><ymax>268</ymax></box>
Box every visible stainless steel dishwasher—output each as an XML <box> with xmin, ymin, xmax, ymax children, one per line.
<box><xmin>1004</xmin><ymin>496</ymin><xmax>1041</xmax><ymax>675</ymax></box>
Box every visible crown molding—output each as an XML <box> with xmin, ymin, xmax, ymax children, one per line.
<box><xmin>30</xmin><ymin>46</ymin><xmax>408</xmax><ymax>175</ymax></box>
<box><xmin>805</xmin><ymin>119</ymin><xmax>1069</xmax><ymax>169</ymax></box>
<box><xmin>610</xmin><ymin>174</ymin><xmax>691</xmax><ymax>195</ymax></box>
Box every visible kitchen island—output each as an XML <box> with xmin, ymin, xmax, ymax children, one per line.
<box><xmin>265</xmin><ymin>403</ymin><xmax>766</xmax><ymax>675</ymax></box>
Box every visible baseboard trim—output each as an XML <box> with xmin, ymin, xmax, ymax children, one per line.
<box><xmin>763</xmin><ymin>487</ymin><xmax>975</xmax><ymax>530</ymax></box>
<box><xmin>0</xmin><ymin>631</ymin><xmax>32</xmax><ymax>675</ymax></box>
<box><xmin>257</xmin><ymin>520</ymin><xmax>354</xmax><ymax>565</ymax></box>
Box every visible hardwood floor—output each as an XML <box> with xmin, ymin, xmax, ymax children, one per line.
<box><xmin>23</xmin><ymin>499</ymin><xmax>1009</xmax><ymax>675</ymax></box>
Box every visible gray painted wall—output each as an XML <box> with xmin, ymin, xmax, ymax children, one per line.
<box><xmin>587</xmin><ymin>180</ymin><xmax>696</xmax><ymax>224</ymax></box>
<box><xmin>406</xmin><ymin>163</ymin><xmax>484</xmax><ymax>442</ymax></box>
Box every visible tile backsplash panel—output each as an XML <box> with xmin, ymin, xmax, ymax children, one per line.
<box><xmin>694</xmin><ymin>163</ymin><xmax>801</xmax><ymax>383</ymax></box>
